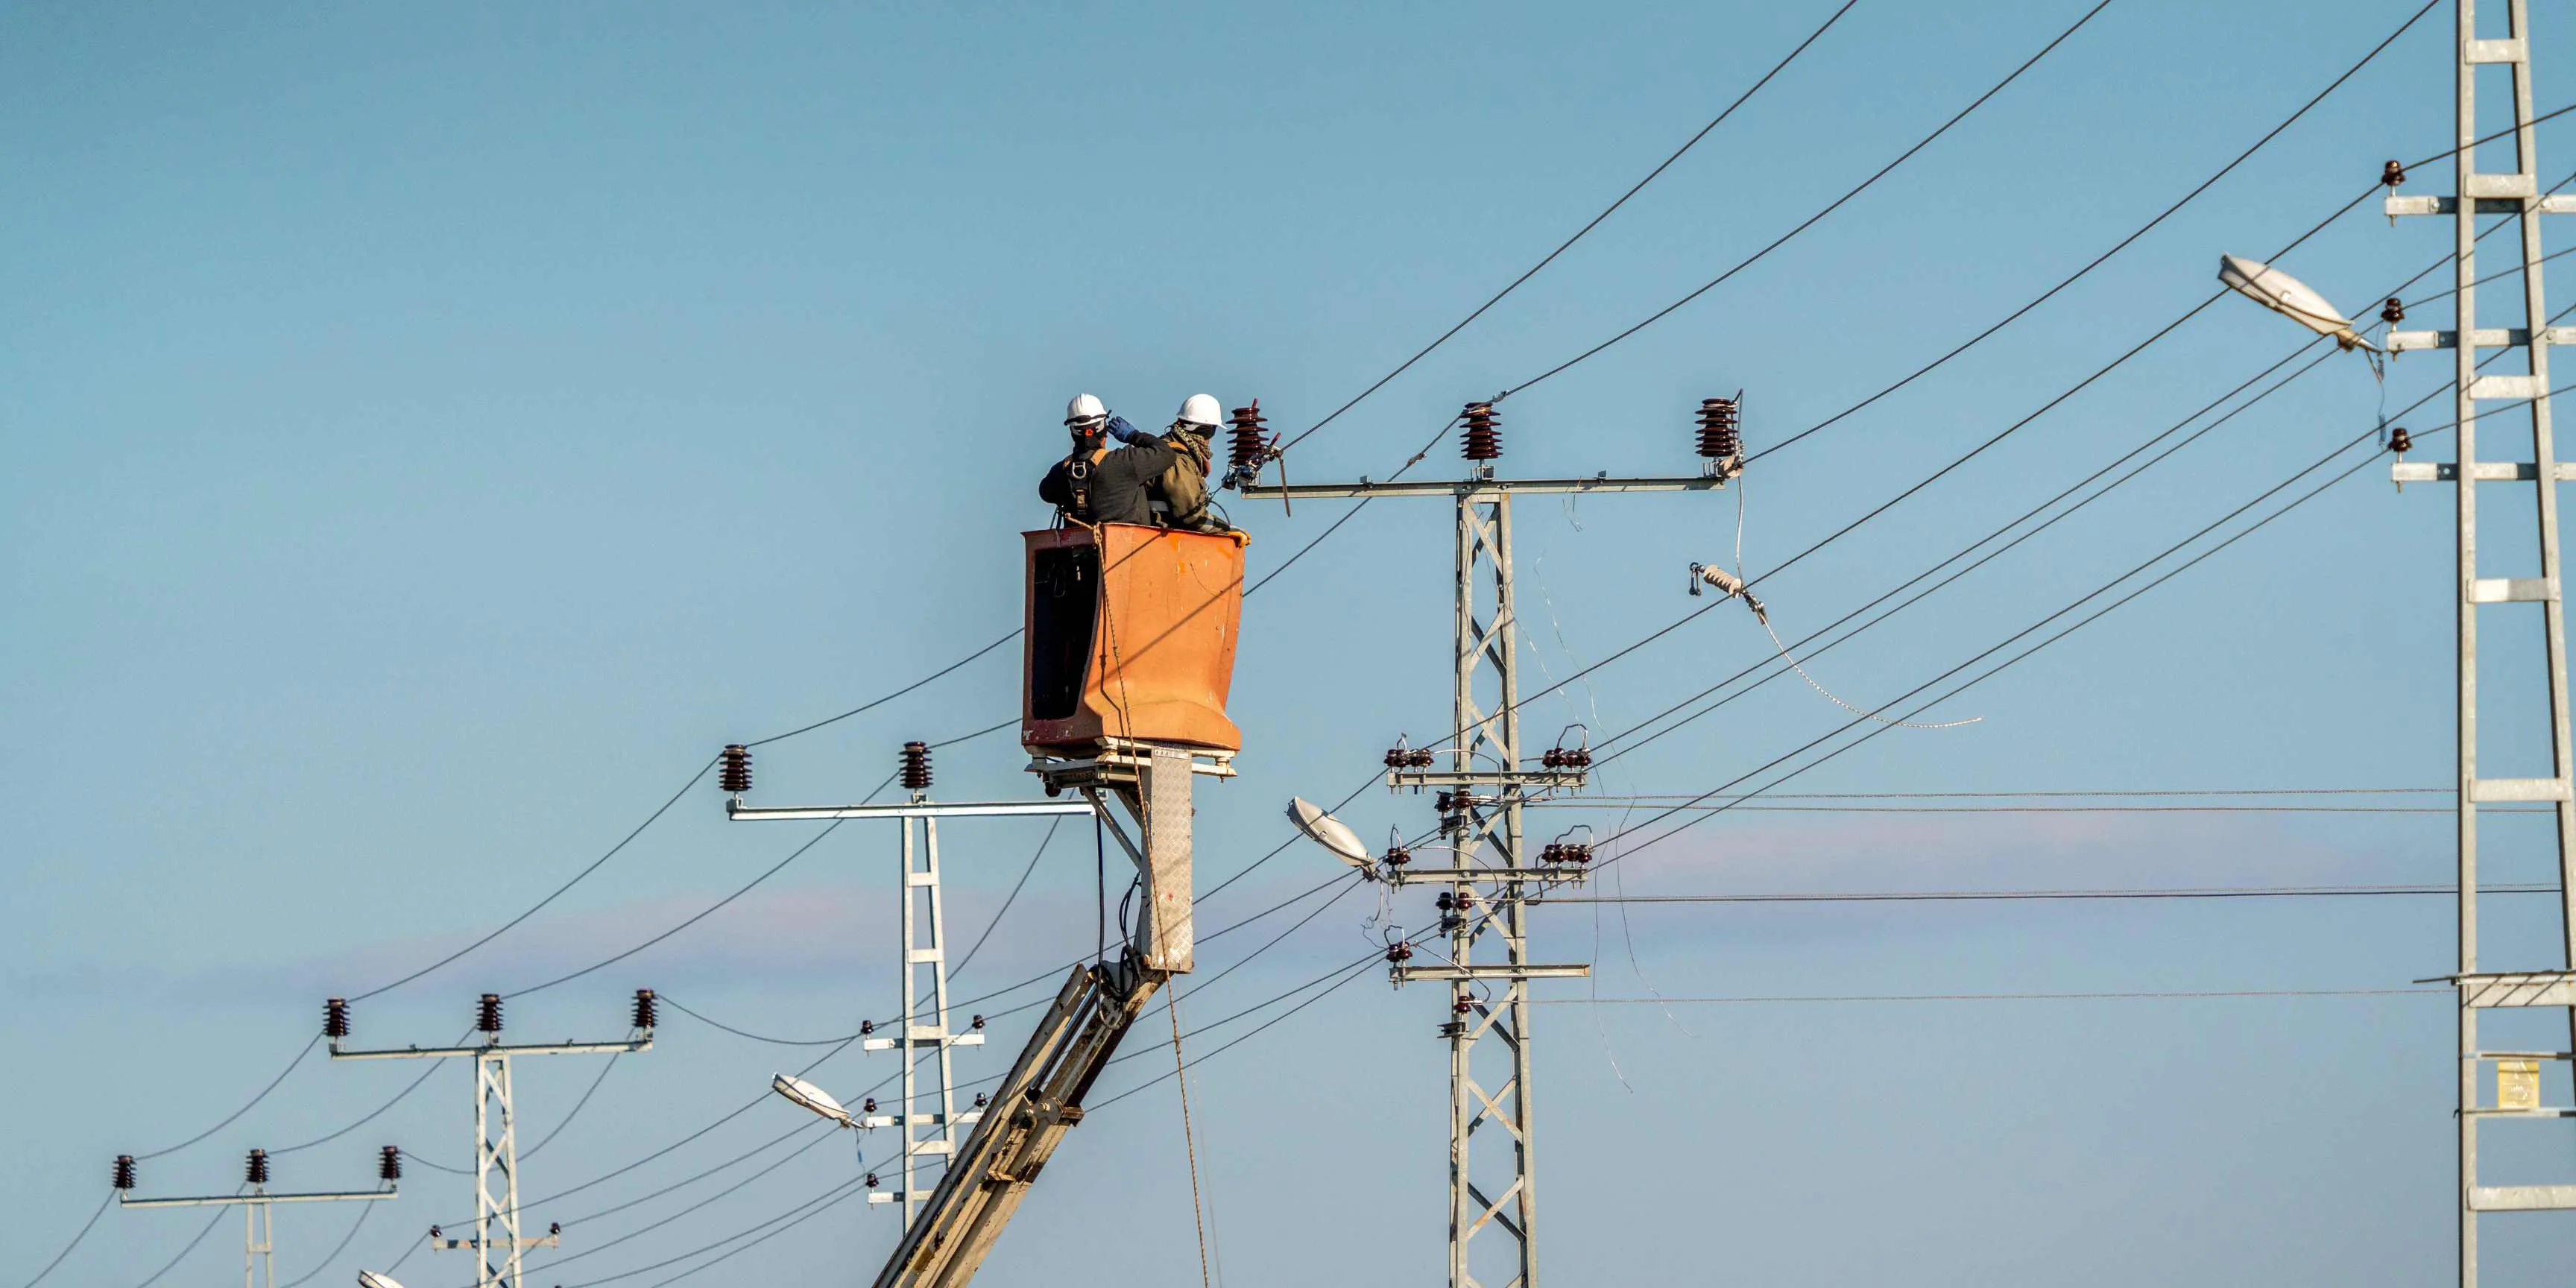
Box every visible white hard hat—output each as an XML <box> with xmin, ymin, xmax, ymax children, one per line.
<box><xmin>1175</xmin><ymin>394</ymin><xmax>1222</xmax><ymax>430</ymax></box>
<box><xmin>1065</xmin><ymin>393</ymin><xmax>1108</xmax><ymax>426</ymax></box>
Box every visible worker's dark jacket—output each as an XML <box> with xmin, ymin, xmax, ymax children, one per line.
<box><xmin>1040</xmin><ymin>439</ymin><xmax>1176</xmax><ymax>526</ymax></box>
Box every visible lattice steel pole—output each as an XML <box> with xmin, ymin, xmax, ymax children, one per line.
<box><xmin>116</xmin><ymin>1149</ymin><xmax>398</xmax><ymax>1288</ymax></box>
<box><xmin>329</xmin><ymin>996</ymin><xmax>651</xmax><ymax>1288</ymax></box>
<box><xmin>2384</xmin><ymin>3</ymin><xmax>2576</xmax><ymax>1281</ymax></box>
<box><xmin>1243</xmin><ymin>398</ymin><xmax>1727</xmax><ymax>1288</ymax></box>
<box><xmin>721</xmin><ymin>748</ymin><xmax>1094</xmax><ymax>1228</ymax></box>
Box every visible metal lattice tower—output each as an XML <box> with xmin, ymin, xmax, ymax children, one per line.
<box><xmin>874</xmin><ymin>802</ymin><xmax>979</xmax><ymax>1223</ymax></box>
<box><xmin>1442</xmin><ymin>488</ymin><xmax>1542</xmax><ymax>1288</ymax></box>
<box><xmin>2385</xmin><ymin>2</ymin><xmax>2576</xmax><ymax>1281</ymax></box>
<box><xmin>331</xmin><ymin>1003</ymin><xmax>651</xmax><ymax>1288</ymax></box>
<box><xmin>117</xmin><ymin>1152</ymin><xmax>397</xmax><ymax>1288</ymax></box>
<box><xmin>722</xmin><ymin>763</ymin><xmax>1093</xmax><ymax>1228</ymax></box>
<box><xmin>1246</xmin><ymin>425</ymin><xmax>1720</xmax><ymax>1288</ymax></box>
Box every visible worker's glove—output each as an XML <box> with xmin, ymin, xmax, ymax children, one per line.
<box><xmin>1105</xmin><ymin>414</ymin><xmax>1153</xmax><ymax>446</ymax></box>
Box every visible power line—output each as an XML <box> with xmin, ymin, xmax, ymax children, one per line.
<box><xmin>1748</xmin><ymin>0</ymin><xmax>2439</xmax><ymax>464</ymax></box>
<box><xmin>1500</xmin><ymin>0</ymin><xmax>2119</xmax><ymax>397</ymax></box>
<box><xmin>1270</xmin><ymin>0</ymin><xmax>1862</xmax><ymax>457</ymax></box>
<box><xmin>1533</xmin><ymin>883</ymin><xmax>2559</xmax><ymax>905</ymax></box>
<box><xmin>523</xmin><ymin>1053</ymin><xmax>622</xmax><ymax>1161</ymax></box>
<box><xmin>276</xmin><ymin>1202</ymin><xmax>373</xmax><ymax>1288</ymax></box>
<box><xmin>19</xmin><ymin>1190</ymin><xmax>110</xmax><ymax>1288</ymax></box>
<box><xmin>1591</xmin><ymin>295</ymin><xmax>2576</xmax><ymax>779</ymax></box>
<box><xmin>135</xmin><ymin>1033</ymin><xmax>320</xmax><ymax>1159</ymax></box>
<box><xmin>1584</xmin><ymin>422</ymin><xmax>2409</xmax><ymax>871</ymax></box>
<box><xmin>1538</xmin><ymin>988</ymin><xmax>2443</xmax><ymax>1005</ymax></box>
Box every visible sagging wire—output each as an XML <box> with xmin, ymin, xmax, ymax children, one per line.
<box><xmin>1690</xmin><ymin>473</ymin><xmax>1980</xmax><ymax>731</ymax></box>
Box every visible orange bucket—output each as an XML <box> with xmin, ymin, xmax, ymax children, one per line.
<box><xmin>1021</xmin><ymin>523</ymin><xmax>1247</xmax><ymax>754</ymax></box>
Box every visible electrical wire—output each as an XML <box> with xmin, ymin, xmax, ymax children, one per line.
<box><xmin>130</xmin><ymin>1202</ymin><xmax>231</xmax><ymax>1288</ymax></box>
<box><xmin>272</xmin><ymin>1055</ymin><xmax>446</xmax><ymax>1155</ymax></box>
<box><xmin>1579</xmin><ymin>404</ymin><xmax>2445</xmax><ymax>871</ymax></box>
<box><xmin>1594</xmin><ymin>288</ymin><xmax>2576</xmax><ymax>779</ymax></box>
<box><xmin>1532</xmin><ymin>883</ymin><xmax>2561</xmax><ymax>905</ymax></box>
<box><xmin>277</xmin><ymin>1202</ymin><xmax>373</xmax><ymax>1288</ymax></box>
<box><xmin>1269</xmin><ymin>0</ymin><xmax>1861</xmax><ymax>458</ymax></box>
<box><xmin>19</xmin><ymin>1190</ymin><xmax>110</xmax><ymax>1288</ymax></box>
<box><xmin>136</xmin><ymin>1033</ymin><xmax>320</xmax><ymax>1159</ymax></box>
<box><xmin>1749</xmin><ymin>0</ymin><xmax>2439</xmax><ymax>464</ymax></box>
<box><xmin>1501</xmin><ymin>0</ymin><xmax>2119</xmax><ymax>398</ymax></box>
<box><xmin>1540</xmin><ymin>988</ymin><xmax>2443</xmax><ymax>1005</ymax></box>
<box><xmin>353</xmin><ymin>760</ymin><xmax>716</xmax><ymax>1002</ymax></box>
<box><xmin>522</xmin><ymin>1053</ymin><xmax>621</xmax><ymax>1161</ymax></box>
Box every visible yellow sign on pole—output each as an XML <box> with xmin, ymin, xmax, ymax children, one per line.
<box><xmin>2498</xmin><ymin>1058</ymin><xmax>2542</xmax><ymax>1111</ymax></box>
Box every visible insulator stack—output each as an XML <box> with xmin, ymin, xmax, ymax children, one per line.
<box><xmin>113</xmin><ymin>1155</ymin><xmax>136</xmax><ymax>1191</ymax></box>
<box><xmin>974</xmin><ymin>1092</ymin><xmax>990</xmax><ymax>1108</ymax></box>
<box><xmin>1386</xmin><ymin>942</ymin><xmax>1415</xmax><ymax>964</ymax></box>
<box><xmin>867</xmin><ymin>1172</ymin><xmax>881</xmax><ymax>1189</ymax></box>
<box><xmin>246</xmin><ymin>1149</ymin><xmax>270</xmax><ymax>1187</ymax></box>
<box><xmin>860</xmin><ymin>1019</ymin><xmax>875</xmax><ymax>1035</ymax></box>
<box><xmin>478</xmin><ymin>994</ymin><xmax>504</xmax><ymax>1035</ymax></box>
<box><xmin>632</xmin><ymin>988</ymin><xmax>657</xmax><ymax>1030</ymax></box>
<box><xmin>719</xmin><ymin>744</ymin><xmax>751</xmax><ymax>795</ymax></box>
<box><xmin>900</xmin><ymin>741</ymin><xmax>932</xmax><ymax>792</ymax></box>
<box><xmin>549</xmin><ymin>1222</ymin><xmax>562</xmax><ymax>1237</ymax></box>
<box><xmin>2382</xmin><ymin>297</ymin><xmax>2405</xmax><ymax>326</ymax></box>
<box><xmin>1539</xmin><ymin>745</ymin><xmax>1592</xmax><ymax>769</ymax></box>
<box><xmin>1453</xmin><ymin>997</ymin><xmax>1474</xmax><ymax>1014</ymax></box>
<box><xmin>1436</xmin><ymin>891</ymin><xmax>1456</xmax><ymax>912</ymax></box>
<box><xmin>2383</xmin><ymin>159</ymin><xmax>2408</xmax><ymax>188</ymax></box>
<box><xmin>970</xmin><ymin>1014</ymin><xmax>985</xmax><ymax>1030</ymax></box>
<box><xmin>1541</xmin><ymin>842</ymin><xmax>1565</xmax><ymax>863</ymax></box>
<box><xmin>1384</xmin><ymin>844</ymin><xmax>1411</xmax><ymax>868</ymax></box>
<box><xmin>1384</xmin><ymin>746</ymin><xmax>1406</xmax><ymax>770</ymax></box>
<box><xmin>1406</xmin><ymin>748</ymin><xmax>1433</xmax><ymax>768</ymax></box>
<box><xmin>1459</xmin><ymin>402</ymin><xmax>1501</xmax><ymax>461</ymax></box>
<box><xmin>2390</xmin><ymin>426</ymin><xmax>2415</xmax><ymax>455</ymax></box>
<box><xmin>324</xmin><ymin>997</ymin><xmax>351</xmax><ymax>1039</ymax></box>
<box><xmin>1697</xmin><ymin>397</ymin><xmax>1743</xmax><ymax>461</ymax></box>
<box><xmin>863</xmin><ymin>1097</ymin><xmax>878</xmax><ymax>1114</ymax></box>
<box><xmin>379</xmin><ymin>1146</ymin><xmax>402</xmax><ymax>1182</ymax></box>
<box><xmin>1228</xmin><ymin>401</ymin><xmax>1269</xmax><ymax>479</ymax></box>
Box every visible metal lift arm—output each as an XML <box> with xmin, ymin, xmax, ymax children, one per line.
<box><xmin>872</xmin><ymin>956</ymin><xmax>1164</xmax><ymax>1288</ymax></box>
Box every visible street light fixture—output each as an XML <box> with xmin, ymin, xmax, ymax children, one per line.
<box><xmin>1286</xmin><ymin>798</ymin><xmax>1377</xmax><ymax>878</ymax></box>
<box><xmin>2217</xmin><ymin>253</ymin><xmax>2379</xmax><ymax>352</ymax></box>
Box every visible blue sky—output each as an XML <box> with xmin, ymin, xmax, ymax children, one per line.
<box><xmin>9</xmin><ymin>1</ymin><xmax>2576</xmax><ymax>1284</ymax></box>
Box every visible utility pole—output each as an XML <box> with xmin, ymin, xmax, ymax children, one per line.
<box><xmin>1241</xmin><ymin>397</ymin><xmax>1732</xmax><ymax>1288</ymax></box>
<box><xmin>114</xmin><ymin>1147</ymin><xmax>399</xmax><ymax>1288</ymax></box>
<box><xmin>719</xmin><ymin>740</ymin><xmax>1092</xmax><ymax>1225</ymax></box>
<box><xmin>2384</xmin><ymin>3</ymin><xmax>2576</xmax><ymax>1283</ymax></box>
<box><xmin>325</xmin><ymin>992</ymin><xmax>651</xmax><ymax>1288</ymax></box>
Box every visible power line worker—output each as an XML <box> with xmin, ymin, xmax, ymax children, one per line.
<box><xmin>1040</xmin><ymin>393</ymin><xmax>1175</xmax><ymax>527</ymax></box>
<box><xmin>1147</xmin><ymin>394</ymin><xmax>1228</xmax><ymax>534</ymax></box>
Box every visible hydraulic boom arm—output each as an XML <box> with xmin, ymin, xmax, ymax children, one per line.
<box><xmin>872</xmin><ymin>956</ymin><xmax>1165</xmax><ymax>1288</ymax></box>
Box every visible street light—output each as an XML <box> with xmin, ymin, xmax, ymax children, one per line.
<box><xmin>1285</xmin><ymin>798</ymin><xmax>1376</xmax><ymax>878</ymax></box>
<box><xmin>2217</xmin><ymin>253</ymin><xmax>2378</xmax><ymax>352</ymax></box>
<box><xmin>771</xmin><ymin>1073</ymin><xmax>858</xmax><ymax>1128</ymax></box>
<box><xmin>357</xmin><ymin>1272</ymin><xmax>405</xmax><ymax>1288</ymax></box>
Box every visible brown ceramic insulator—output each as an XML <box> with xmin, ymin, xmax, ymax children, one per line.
<box><xmin>631</xmin><ymin>988</ymin><xmax>657</xmax><ymax>1030</ymax></box>
<box><xmin>1697</xmin><ymin>397</ymin><xmax>1742</xmax><ymax>459</ymax></box>
<box><xmin>1460</xmin><ymin>402</ymin><xmax>1502</xmax><ymax>461</ymax></box>
<box><xmin>2382</xmin><ymin>159</ymin><xmax>2407</xmax><ymax>188</ymax></box>
<box><xmin>324</xmin><ymin>997</ymin><xmax>350</xmax><ymax>1039</ymax></box>
<box><xmin>719</xmin><ymin>745</ymin><xmax>752</xmax><ymax>795</ymax></box>
<box><xmin>900</xmin><ymin>741</ymin><xmax>932</xmax><ymax>792</ymax></box>
<box><xmin>477</xmin><ymin>994</ymin><xmax>503</xmax><ymax>1035</ymax></box>
<box><xmin>246</xmin><ymin>1149</ymin><xmax>270</xmax><ymax>1187</ymax></box>
<box><xmin>1228</xmin><ymin>401</ymin><xmax>1269</xmax><ymax>476</ymax></box>
<box><xmin>113</xmin><ymin>1155</ymin><xmax>136</xmax><ymax>1190</ymax></box>
<box><xmin>379</xmin><ymin>1146</ymin><xmax>402</xmax><ymax>1182</ymax></box>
